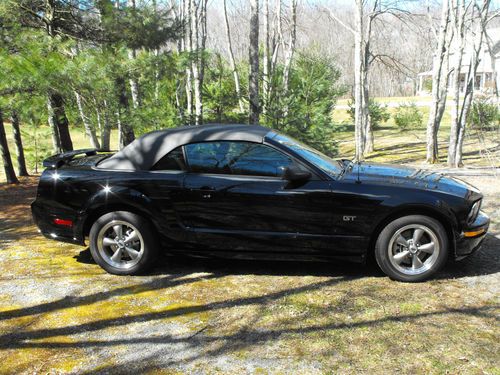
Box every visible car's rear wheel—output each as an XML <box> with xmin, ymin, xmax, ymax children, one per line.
<box><xmin>375</xmin><ymin>215</ymin><xmax>448</xmax><ymax>282</ymax></box>
<box><xmin>89</xmin><ymin>211</ymin><xmax>158</xmax><ymax>275</ymax></box>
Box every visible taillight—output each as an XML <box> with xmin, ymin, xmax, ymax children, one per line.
<box><xmin>54</xmin><ymin>218</ymin><xmax>73</xmax><ymax>227</ymax></box>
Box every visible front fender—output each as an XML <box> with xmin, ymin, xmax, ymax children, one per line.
<box><xmin>366</xmin><ymin>191</ymin><xmax>465</xmax><ymax>257</ymax></box>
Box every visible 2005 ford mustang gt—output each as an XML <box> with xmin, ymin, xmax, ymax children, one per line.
<box><xmin>32</xmin><ymin>124</ymin><xmax>490</xmax><ymax>282</ymax></box>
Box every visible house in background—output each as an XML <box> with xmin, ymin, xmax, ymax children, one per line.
<box><xmin>417</xmin><ymin>28</ymin><xmax>500</xmax><ymax>96</ymax></box>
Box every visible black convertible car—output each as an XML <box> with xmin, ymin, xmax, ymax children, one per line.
<box><xmin>32</xmin><ymin>124</ymin><xmax>489</xmax><ymax>282</ymax></box>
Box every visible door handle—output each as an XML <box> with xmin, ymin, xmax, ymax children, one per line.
<box><xmin>199</xmin><ymin>186</ymin><xmax>215</xmax><ymax>199</ymax></box>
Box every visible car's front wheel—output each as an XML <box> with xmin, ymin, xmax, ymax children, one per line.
<box><xmin>375</xmin><ymin>215</ymin><xmax>448</xmax><ymax>282</ymax></box>
<box><xmin>89</xmin><ymin>211</ymin><xmax>158</xmax><ymax>275</ymax></box>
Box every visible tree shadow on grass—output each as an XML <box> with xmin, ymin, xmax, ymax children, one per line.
<box><xmin>0</xmin><ymin>289</ymin><xmax>497</xmax><ymax>374</ymax></box>
<box><xmin>1</xmin><ymin>245</ymin><xmax>498</xmax><ymax>372</ymax></box>
<box><xmin>0</xmin><ymin>276</ymin><xmax>353</xmax><ymax>347</ymax></box>
<box><xmin>437</xmin><ymin>233</ymin><xmax>500</xmax><ymax>279</ymax></box>
<box><xmin>75</xmin><ymin>231</ymin><xmax>500</xmax><ymax>281</ymax></box>
<box><xmin>74</xmin><ymin>246</ymin><xmax>380</xmax><ymax>279</ymax></box>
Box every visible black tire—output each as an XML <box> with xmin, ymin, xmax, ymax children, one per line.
<box><xmin>375</xmin><ymin>215</ymin><xmax>448</xmax><ymax>282</ymax></box>
<box><xmin>89</xmin><ymin>211</ymin><xmax>158</xmax><ymax>275</ymax></box>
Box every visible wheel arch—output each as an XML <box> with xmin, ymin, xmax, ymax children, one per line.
<box><xmin>366</xmin><ymin>205</ymin><xmax>457</xmax><ymax>263</ymax></box>
<box><xmin>82</xmin><ymin>203</ymin><xmax>160</xmax><ymax>240</ymax></box>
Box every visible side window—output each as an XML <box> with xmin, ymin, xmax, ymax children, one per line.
<box><xmin>184</xmin><ymin>141</ymin><xmax>295</xmax><ymax>177</ymax></box>
<box><xmin>151</xmin><ymin>147</ymin><xmax>186</xmax><ymax>171</ymax></box>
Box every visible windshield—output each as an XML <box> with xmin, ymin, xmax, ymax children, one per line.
<box><xmin>270</xmin><ymin>133</ymin><xmax>343</xmax><ymax>176</ymax></box>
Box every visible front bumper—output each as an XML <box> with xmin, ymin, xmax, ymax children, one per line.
<box><xmin>455</xmin><ymin>211</ymin><xmax>490</xmax><ymax>260</ymax></box>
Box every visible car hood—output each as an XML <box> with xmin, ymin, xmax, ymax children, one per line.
<box><xmin>342</xmin><ymin>161</ymin><xmax>481</xmax><ymax>199</ymax></box>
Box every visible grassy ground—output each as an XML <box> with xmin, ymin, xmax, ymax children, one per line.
<box><xmin>0</xmin><ymin>174</ymin><xmax>499</xmax><ymax>373</ymax></box>
<box><xmin>331</xmin><ymin>106</ymin><xmax>499</xmax><ymax>168</ymax></box>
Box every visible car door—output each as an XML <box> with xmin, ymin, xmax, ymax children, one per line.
<box><xmin>177</xmin><ymin>141</ymin><xmax>336</xmax><ymax>254</ymax></box>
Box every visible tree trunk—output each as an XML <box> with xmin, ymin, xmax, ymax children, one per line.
<box><xmin>128</xmin><ymin>49</ymin><xmax>140</xmax><ymax>109</ymax></box>
<box><xmin>0</xmin><ymin>108</ymin><xmax>19</xmax><ymax>184</ymax></box>
<box><xmin>362</xmin><ymin>50</ymin><xmax>372</xmax><ymax>154</ymax></box>
<box><xmin>127</xmin><ymin>0</ymin><xmax>140</xmax><ymax>109</ymax></box>
<box><xmin>361</xmin><ymin>9</ymin><xmax>375</xmax><ymax>155</ymax></box>
<box><xmin>353</xmin><ymin>0</ymin><xmax>364</xmax><ymax>161</ymax></box>
<box><xmin>74</xmin><ymin>91</ymin><xmax>100</xmax><ymax>149</ymax></box>
<box><xmin>101</xmin><ymin>100</ymin><xmax>111</xmax><ymax>151</ymax></box>
<box><xmin>426</xmin><ymin>0</ymin><xmax>450</xmax><ymax>164</ymax></box>
<box><xmin>10</xmin><ymin>110</ymin><xmax>28</xmax><ymax>176</ymax></box>
<box><xmin>116</xmin><ymin>77</ymin><xmax>135</xmax><ymax>148</ymax></box>
<box><xmin>224</xmin><ymin>0</ymin><xmax>244</xmax><ymax>112</ymax></box>
<box><xmin>270</xmin><ymin>0</ymin><xmax>282</xmax><ymax>80</ymax></box>
<box><xmin>153</xmin><ymin>0</ymin><xmax>160</xmax><ymax>102</ymax></box>
<box><xmin>484</xmin><ymin>29</ymin><xmax>499</xmax><ymax>97</ymax></box>
<box><xmin>448</xmin><ymin>0</ymin><xmax>466</xmax><ymax>167</ymax></box>
<box><xmin>262</xmin><ymin>0</ymin><xmax>270</xmax><ymax>116</ymax></box>
<box><xmin>282</xmin><ymin>0</ymin><xmax>297</xmax><ymax>99</ymax></box>
<box><xmin>47</xmin><ymin>96</ymin><xmax>62</xmax><ymax>154</ymax></box>
<box><xmin>190</xmin><ymin>0</ymin><xmax>206</xmax><ymax>125</ymax></box>
<box><xmin>452</xmin><ymin>0</ymin><xmax>489</xmax><ymax>167</ymax></box>
<box><xmin>363</xmin><ymin>86</ymin><xmax>373</xmax><ymax>154</ymax></box>
<box><xmin>248</xmin><ymin>0</ymin><xmax>260</xmax><ymax>124</ymax></box>
<box><xmin>184</xmin><ymin>0</ymin><xmax>194</xmax><ymax>122</ymax></box>
<box><xmin>48</xmin><ymin>92</ymin><xmax>73</xmax><ymax>152</ymax></box>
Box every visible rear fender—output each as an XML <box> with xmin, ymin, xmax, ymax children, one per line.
<box><xmin>78</xmin><ymin>186</ymin><xmax>163</xmax><ymax>239</ymax></box>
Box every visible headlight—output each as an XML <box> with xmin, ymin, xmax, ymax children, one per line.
<box><xmin>467</xmin><ymin>200</ymin><xmax>481</xmax><ymax>224</ymax></box>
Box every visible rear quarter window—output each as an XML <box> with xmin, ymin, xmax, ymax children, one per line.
<box><xmin>151</xmin><ymin>147</ymin><xmax>186</xmax><ymax>171</ymax></box>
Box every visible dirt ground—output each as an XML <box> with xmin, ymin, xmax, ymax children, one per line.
<box><xmin>0</xmin><ymin>172</ymin><xmax>498</xmax><ymax>374</ymax></box>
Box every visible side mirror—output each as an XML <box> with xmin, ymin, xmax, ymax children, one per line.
<box><xmin>282</xmin><ymin>165</ymin><xmax>312</xmax><ymax>182</ymax></box>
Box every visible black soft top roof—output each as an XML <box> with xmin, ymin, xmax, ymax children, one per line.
<box><xmin>98</xmin><ymin>123</ymin><xmax>271</xmax><ymax>170</ymax></box>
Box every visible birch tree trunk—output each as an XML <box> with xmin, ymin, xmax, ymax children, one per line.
<box><xmin>426</xmin><ymin>0</ymin><xmax>451</xmax><ymax>164</ymax></box>
<box><xmin>190</xmin><ymin>0</ymin><xmax>207</xmax><ymax>125</ymax></box>
<box><xmin>448</xmin><ymin>0</ymin><xmax>466</xmax><ymax>167</ymax></box>
<box><xmin>184</xmin><ymin>0</ymin><xmax>194</xmax><ymax>122</ymax></box>
<box><xmin>262</xmin><ymin>0</ymin><xmax>270</xmax><ymax>116</ymax></box>
<box><xmin>282</xmin><ymin>0</ymin><xmax>297</xmax><ymax>99</ymax></box>
<box><xmin>362</xmin><ymin>14</ymin><xmax>374</xmax><ymax>154</ymax></box>
<box><xmin>328</xmin><ymin>1</ymin><xmax>370</xmax><ymax>159</ymax></box>
<box><xmin>171</xmin><ymin>0</ymin><xmax>186</xmax><ymax>120</ymax></box>
<box><xmin>153</xmin><ymin>0</ymin><xmax>160</xmax><ymax>102</ymax></box>
<box><xmin>453</xmin><ymin>0</ymin><xmax>490</xmax><ymax>166</ymax></box>
<box><xmin>270</xmin><ymin>0</ymin><xmax>282</xmax><ymax>80</ymax></box>
<box><xmin>10</xmin><ymin>110</ymin><xmax>28</xmax><ymax>176</ymax></box>
<box><xmin>353</xmin><ymin>0</ymin><xmax>365</xmax><ymax>161</ymax></box>
<box><xmin>74</xmin><ymin>91</ymin><xmax>100</xmax><ymax>149</ymax></box>
<box><xmin>0</xmin><ymin>108</ymin><xmax>18</xmax><ymax>184</ymax></box>
<box><xmin>483</xmin><ymin>26</ymin><xmax>498</xmax><ymax>97</ymax></box>
<box><xmin>224</xmin><ymin>0</ymin><xmax>244</xmax><ymax>112</ymax></box>
<box><xmin>248</xmin><ymin>0</ymin><xmax>260</xmax><ymax>124</ymax></box>
<box><xmin>127</xmin><ymin>0</ymin><xmax>140</xmax><ymax>109</ymax></box>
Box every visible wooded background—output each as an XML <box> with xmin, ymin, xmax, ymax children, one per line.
<box><xmin>0</xmin><ymin>0</ymin><xmax>499</xmax><ymax>184</ymax></box>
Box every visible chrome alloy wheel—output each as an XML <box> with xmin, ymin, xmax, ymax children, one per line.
<box><xmin>387</xmin><ymin>224</ymin><xmax>440</xmax><ymax>276</ymax></box>
<box><xmin>97</xmin><ymin>220</ymin><xmax>144</xmax><ymax>269</ymax></box>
